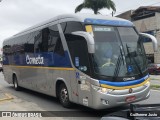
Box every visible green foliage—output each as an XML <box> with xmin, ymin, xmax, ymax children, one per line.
<box><xmin>151</xmin><ymin>85</ymin><xmax>160</xmax><ymax>90</ymax></box>
<box><xmin>75</xmin><ymin>0</ymin><xmax>116</xmax><ymax>14</ymax></box>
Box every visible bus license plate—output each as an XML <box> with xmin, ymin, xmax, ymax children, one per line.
<box><xmin>125</xmin><ymin>96</ymin><xmax>136</xmax><ymax>102</ymax></box>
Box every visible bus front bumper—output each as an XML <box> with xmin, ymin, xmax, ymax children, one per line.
<box><xmin>91</xmin><ymin>81</ymin><xmax>150</xmax><ymax>110</ymax></box>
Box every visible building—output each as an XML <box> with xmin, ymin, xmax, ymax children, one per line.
<box><xmin>117</xmin><ymin>6</ymin><xmax>160</xmax><ymax>64</ymax></box>
<box><xmin>116</xmin><ymin>10</ymin><xmax>134</xmax><ymax>21</ymax></box>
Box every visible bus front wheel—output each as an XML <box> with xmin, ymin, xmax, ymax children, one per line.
<box><xmin>59</xmin><ymin>83</ymin><xmax>72</xmax><ymax>108</ymax></box>
<box><xmin>13</xmin><ymin>75</ymin><xmax>20</xmax><ymax>91</ymax></box>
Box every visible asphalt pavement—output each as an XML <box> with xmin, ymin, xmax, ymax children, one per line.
<box><xmin>150</xmin><ymin>75</ymin><xmax>160</xmax><ymax>85</ymax></box>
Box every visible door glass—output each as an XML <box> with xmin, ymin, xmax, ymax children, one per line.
<box><xmin>65</xmin><ymin>34</ymin><xmax>90</xmax><ymax>75</ymax></box>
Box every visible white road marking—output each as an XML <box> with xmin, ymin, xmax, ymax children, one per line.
<box><xmin>151</xmin><ymin>89</ymin><xmax>160</xmax><ymax>93</ymax></box>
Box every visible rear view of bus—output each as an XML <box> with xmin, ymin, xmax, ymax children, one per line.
<box><xmin>66</xmin><ymin>15</ymin><xmax>157</xmax><ymax>109</ymax></box>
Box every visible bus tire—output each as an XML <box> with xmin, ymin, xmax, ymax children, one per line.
<box><xmin>59</xmin><ymin>83</ymin><xmax>72</xmax><ymax>108</ymax></box>
<box><xmin>13</xmin><ymin>75</ymin><xmax>20</xmax><ymax>91</ymax></box>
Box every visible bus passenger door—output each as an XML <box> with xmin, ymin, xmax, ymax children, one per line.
<box><xmin>66</xmin><ymin>35</ymin><xmax>92</xmax><ymax>107</ymax></box>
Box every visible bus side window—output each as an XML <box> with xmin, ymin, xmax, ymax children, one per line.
<box><xmin>24</xmin><ymin>32</ymin><xmax>36</xmax><ymax>53</ymax></box>
<box><xmin>47</xmin><ymin>25</ymin><xmax>60</xmax><ymax>52</ymax></box>
<box><xmin>42</xmin><ymin>28</ymin><xmax>49</xmax><ymax>52</ymax></box>
<box><xmin>34</xmin><ymin>25</ymin><xmax>61</xmax><ymax>53</ymax></box>
<box><xmin>61</xmin><ymin>21</ymin><xmax>84</xmax><ymax>34</ymax></box>
<box><xmin>34</xmin><ymin>28</ymin><xmax>50</xmax><ymax>52</ymax></box>
<box><xmin>54</xmin><ymin>39</ymin><xmax>65</xmax><ymax>56</ymax></box>
<box><xmin>43</xmin><ymin>24</ymin><xmax>65</xmax><ymax>56</ymax></box>
<box><xmin>61</xmin><ymin>21</ymin><xmax>90</xmax><ymax>74</ymax></box>
<box><xmin>34</xmin><ymin>31</ymin><xmax>43</xmax><ymax>53</ymax></box>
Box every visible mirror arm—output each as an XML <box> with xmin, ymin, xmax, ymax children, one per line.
<box><xmin>139</xmin><ymin>33</ymin><xmax>158</xmax><ymax>52</ymax></box>
<box><xmin>71</xmin><ymin>31</ymin><xmax>95</xmax><ymax>53</ymax></box>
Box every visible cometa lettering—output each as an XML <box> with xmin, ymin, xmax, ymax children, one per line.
<box><xmin>26</xmin><ymin>55</ymin><xmax>44</xmax><ymax>65</ymax></box>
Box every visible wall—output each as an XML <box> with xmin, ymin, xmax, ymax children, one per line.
<box><xmin>133</xmin><ymin>13</ymin><xmax>160</xmax><ymax>63</ymax></box>
<box><xmin>133</xmin><ymin>16</ymin><xmax>156</xmax><ymax>32</ymax></box>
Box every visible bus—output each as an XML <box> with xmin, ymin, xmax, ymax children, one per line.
<box><xmin>3</xmin><ymin>14</ymin><xmax>158</xmax><ymax>109</ymax></box>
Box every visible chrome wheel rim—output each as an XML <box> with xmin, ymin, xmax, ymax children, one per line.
<box><xmin>14</xmin><ymin>79</ymin><xmax>17</xmax><ymax>88</ymax></box>
<box><xmin>60</xmin><ymin>88</ymin><xmax>68</xmax><ymax>103</ymax></box>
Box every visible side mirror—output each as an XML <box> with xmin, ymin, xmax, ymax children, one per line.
<box><xmin>71</xmin><ymin>31</ymin><xmax>95</xmax><ymax>53</ymax></box>
<box><xmin>139</xmin><ymin>33</ymin><xmax>158</xmax><ymax>52</ymax></box>
<box><xmin>148</xmin><ymin>59</ymin><xmax>152</xmax><ymax>64</ymax></box>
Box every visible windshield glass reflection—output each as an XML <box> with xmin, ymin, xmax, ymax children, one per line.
<box><xmin>91</xmin><ymin>25</ymin><xmax>147</xmax><ymax>78</ymax></box>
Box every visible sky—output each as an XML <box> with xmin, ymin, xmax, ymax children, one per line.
<box><xmin>0</xmin><ymin>0</ymin><xmax>160</xmax><ymax>51</ymax></box>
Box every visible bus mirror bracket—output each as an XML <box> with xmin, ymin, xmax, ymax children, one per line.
<box><xmin>139</xmin><ymin>33</ymin><xmax>158</xmax><ymax>52</ymax></box>
<box><xmin>71</xmin><ymin>31</ymin><xmax>95</xmax><ymax>53</ymax></box>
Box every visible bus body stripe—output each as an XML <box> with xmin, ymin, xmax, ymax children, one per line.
<box><xmin>3</xmin><ymin>65</ymin><xmax>75</xmax><ymax>71</ymax></box>
<box><xmin>100</xmin><ymin>79</ymin><xmax>150</xmax><ymax>90</ymax></box>
<box><xmin>84</xmin><ymin>18</ymin><xmax>133</xmax><ymax>26</ymax></box>
<box><xmin>99</xmin><ymin>74</ymin><xmax>149</xmax><ymax>87</ymax></box>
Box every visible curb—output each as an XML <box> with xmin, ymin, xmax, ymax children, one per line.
<box><xmin>0</xmin><ymin>93</ymin><xmax>13</xmax><ymax>102</ymax></box>
<box><xmin>151</xmin><ymin>88</ymin><xmax>160</xmax><ymax>91</ymax></box>
<box><xmin>151</xmin><ymin>89</ymin><xmax>160</xmax><ymax>93</ymax></box>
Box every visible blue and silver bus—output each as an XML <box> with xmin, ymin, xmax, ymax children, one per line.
<box><xmin>3</xmin><ymin>14</ymin><xmax>158</xmax><ymax>109</ymax></box>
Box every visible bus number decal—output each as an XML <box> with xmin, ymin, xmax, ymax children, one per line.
<box><xmin>83</xmin><ymin>98</ymin><xmax>88</xmax><ymax>106</ymax></box>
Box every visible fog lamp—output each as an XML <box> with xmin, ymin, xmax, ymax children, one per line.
<box><xmin>91</xmin><ymin>85</ymin><xmax>112</xmax><ymax>94</ymax></box>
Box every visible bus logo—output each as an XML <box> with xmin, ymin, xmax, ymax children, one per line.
<box><xmin>123</xmin><ymin>77</ymin><xmax>135</xmax><ymax>81</ymax></box>
<box><xmin>128</xmin><ymin>65</ymin><xmax>133</xmax><ymax>72</ymax></box>
<box><xmin>26</xmin><ymin>55</ymin><xmax>44</xmax><ymax>65</ymax></box>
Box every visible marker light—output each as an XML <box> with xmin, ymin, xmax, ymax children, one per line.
<box><xmin>91</xmin><ymin>85</ymin><xmax>112</xmax><ymax>94</ymax></box>
<box><xmin>144</xmin><ymin>81</ymin><xmax>150</xmax><ymax>87</ymax></box>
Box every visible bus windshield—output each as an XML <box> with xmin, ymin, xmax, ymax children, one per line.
<box><xmin>90</xmin><ymin>25</ymin><xmax>147</xmax><ymax>79</ymax></box>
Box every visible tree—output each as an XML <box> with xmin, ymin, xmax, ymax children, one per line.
<box><xmin>75</xmin><ymin>0</ymin><xmax>116</xmax><ymax>14</ymax></box>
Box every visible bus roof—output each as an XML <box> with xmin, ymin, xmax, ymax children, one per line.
<box><xmin>4</xmin><ymin>14</ymin><xmax>133</xmax><ymax>42</ymax></box>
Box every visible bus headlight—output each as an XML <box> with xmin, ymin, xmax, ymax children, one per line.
<box><xmin>91</xmin><ymin>85</ymin><xmax>112</xmax><ymax>94</ymax></box>
<box><xmin>144</xmin><ymin>81</ymin><xmax>150</xmax><ymax>87</ymax></box>
<box><xmin>101</xmin><ymin>88</ymin><xmax>108</xmax><ymax>93</ymax></box>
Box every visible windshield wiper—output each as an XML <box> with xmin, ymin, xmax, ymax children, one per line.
<box><xmin>120</xmin><ymin>46</ymin><xmax>125</xmax><ymax>65</ymax></box>
<box><xmin>126</xmin><ymin>44</ymin><xmax>143</xmax><ymax>77</ymax></box>
<box><xmin>113</xmin><ymin>47</ymin><xmax>123</xmax><ymax>81</ymax></box>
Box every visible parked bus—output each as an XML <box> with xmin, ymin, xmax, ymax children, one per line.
<box><xmin>3</xmin><ymin>14</ymin><xmax>158</xmax><ymax>109</ymax></box>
